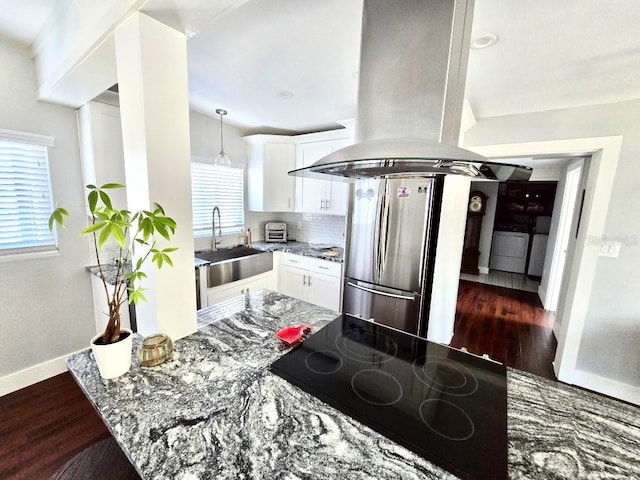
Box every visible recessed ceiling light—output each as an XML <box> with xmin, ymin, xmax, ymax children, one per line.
<box><xmin>470</xmin><ymin>33</ymin><xmax>498</xmax><ymax>49</ymax></box>
<box><xmin>278</xmin><ymin>90</ymin><xmax>294</xmax><ymax>99</ymax></box>
<box><xmin>352</xmin><ymin>71</ymin><xmax>360</xmax><ymax>79</ymax></box>
<box><xmin>185</xmin><ymin>28</ymin><xmax>198</xmax><ymax>39</ymax></box>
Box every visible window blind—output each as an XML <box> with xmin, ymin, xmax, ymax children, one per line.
<box><xmin>191</xmin><ymin>161</ymin><xmax>245</xmax><ymax>237</ymax></box>
<box><xmin>0</xmin><ymin>138</ymin><xmax>56</xmax><ymax>255</ymax></box>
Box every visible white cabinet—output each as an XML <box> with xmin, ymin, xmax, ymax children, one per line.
<box><xmin>278</xmin><ymin>253</ymin><xmax>342</xmax><ymax>311</ymax></box>
<box><xmin>244</xmin><ymin>135</ymin><xmax>296</xmax><ymax>212</ymax></box>
<box><xmin>78</xmin><ymin>101</ymin><xmax>126</xmax><ymax>213</ymax></box>
<box><xmin>205</xmin><ymin>271</ymin><xmax>273</xmax><ymax>306</ymax></box>
<box><xmin>295</xmin><ymin>137</ymin><xmax>351</xmax><ymax>215</ymax></box>
<box><xmin>90</xmin><ymin>274</ymin><xmax>131</xmax><ymax>336</ymax></box>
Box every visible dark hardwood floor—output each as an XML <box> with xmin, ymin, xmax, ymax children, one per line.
<box><xmin>0</xmin><ymin>372</ymin><xmax>110</xmax><ymax>480</ymax></box>
<box><xmin>451</xmin><ymin>279</ymin><xmax>558</xmax><ymax>380</ymax></box>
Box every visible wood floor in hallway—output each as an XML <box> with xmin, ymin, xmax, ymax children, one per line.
<box><xmin>451</xmin><ymin>280</ymin><xmax>558</xmax><ymax>381</ymax></box>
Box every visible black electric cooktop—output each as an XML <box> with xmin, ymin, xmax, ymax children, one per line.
<box><xmin>270</xmin><ymin>315</ymin><xmax>507</xmax><ymax>480</ymax></box>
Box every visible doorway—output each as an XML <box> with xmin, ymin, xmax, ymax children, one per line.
<box><xmin>453</xmin><ymin>155</ymin><xmax>589</xmax><ymax>380</ymax></box>
<box><xmin>463</xmin><ymin>136</ymin><xmax>622</xmax><ymax>393</ymax></box>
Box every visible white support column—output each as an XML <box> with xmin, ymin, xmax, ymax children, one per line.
<box><xmin>428</xmin><ymin>175</ymin><xmax>471</xmax><ymax>344</ymax></box>
<box><xmin>115</xmin><ymin>12</ymin><xmax>197</xmax><ymax>340</ymax></box>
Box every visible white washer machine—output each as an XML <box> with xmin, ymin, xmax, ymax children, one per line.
<box><xmin>489</xmin><ymin>231</ymin><xmax>530</xmax><ymax>273</ymax></box>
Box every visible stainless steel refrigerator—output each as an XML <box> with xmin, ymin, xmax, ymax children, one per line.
<box><xmin>342</xmin><ymin>177</ymin><xmax>444</xmax><ymax>338</ymax></box>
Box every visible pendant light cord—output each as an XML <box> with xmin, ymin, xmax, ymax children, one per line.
<box><xmin>216</xmin><ymin>108</ymin><xmax>227</xmax><ymax>156</ymax></box>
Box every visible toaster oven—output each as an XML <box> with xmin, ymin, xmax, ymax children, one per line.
<box><xmin>265</xmin><ymin>222</ymin><xmax>287</xmax><ymax>242</ymax></box>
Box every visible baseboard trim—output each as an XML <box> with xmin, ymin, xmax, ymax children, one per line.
<box><xmin>0</xmin><ymin>348</ymin><xmax>88</xmax><ymax>397</ymax></box>
<box><xmin>538</xmin><ymin>284</ymin><xmax>548</xmax><ymax>307</ymax></box>
<box><xmin>552</xmin><ymin>321</ymin><xmax>561</xmax><ymax>339</ymax></box>
<box><xmin>478</xmin><ymin>266</ymin><xmax>489</xmax><ymax>275</ymax></box>
<box><xmin>568</xmin><ymin>369</ymin><xmax>639</xmax><ymax>406</ymax></box>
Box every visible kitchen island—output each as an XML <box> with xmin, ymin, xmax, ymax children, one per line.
<box><xmin>66</xmin><ymin>289</ymin><xmax>640</xmax><ymax>479</ymax></box>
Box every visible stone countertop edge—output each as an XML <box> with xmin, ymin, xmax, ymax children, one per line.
<box><xmin>65</xmin><ymin>289</ymin><xmax>640</xmax><ymax>480</ymax></box>
<box><xmin>86</xmin><ymin>263</ymin><xmax>131</xmax><ymax>286</ymax></box>
<box><xmin>194</xmin><ymin>241</ymin><xmax>344</xmax><ymax>266</ymax></box>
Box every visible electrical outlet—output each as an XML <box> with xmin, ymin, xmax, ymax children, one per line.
<box><xmin>297</xmin><ymin>221</ymin><xmax>302</xmax><ymax>230</ymax></box>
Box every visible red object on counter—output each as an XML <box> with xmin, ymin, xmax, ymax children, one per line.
<box><xmin>275</xmin><ymin>325</ymin><xmax>312</xmax><ymax>346</ymax></box>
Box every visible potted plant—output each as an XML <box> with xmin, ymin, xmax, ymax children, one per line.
<box><xmin>49</xmin><ymin>183</ymin><xmax>177</xmax><ymax>379</ymax></box>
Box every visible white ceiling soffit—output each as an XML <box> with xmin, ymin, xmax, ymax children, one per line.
<box><xmin>489</xmin><ymin>156</ymin><xmax>575</xmax><ymax>169</ymax></box>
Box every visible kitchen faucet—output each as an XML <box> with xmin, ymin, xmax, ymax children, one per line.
<box><xmin>212</xmin><ymin>206</ymin><xmax>222</xmax><ymax>250</ymax></box>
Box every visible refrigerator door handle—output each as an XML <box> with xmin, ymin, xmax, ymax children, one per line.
<box><xmin>346</xmin><ymin>281</ymin><xmax>415</xmax><ymax>301</ymax></box>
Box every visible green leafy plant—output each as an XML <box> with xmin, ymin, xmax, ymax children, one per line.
<box><xmin>49</xmin><ymin>183</ymin><xmax>177</xmax><ymax>344</ymax></box>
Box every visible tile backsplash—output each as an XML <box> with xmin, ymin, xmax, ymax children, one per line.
<box><xmin>271</xmin><ymin>212</ymin><xmax>347</xmax><ymax>247</ymax></box>
<box><xmin>193</xmin><ymin>211</ymin><xmax>346</xmax><ymax>251</ymax></box>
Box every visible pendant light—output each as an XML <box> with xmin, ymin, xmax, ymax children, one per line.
<box><xmin>214</xmin><ymin>108</ymin><xmax>231</xmax><ymax>167</ymax></box>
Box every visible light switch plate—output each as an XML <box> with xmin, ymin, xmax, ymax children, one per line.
<box><xmin>598</xmin><ymin>241</ymin><xmax>621</xmax><ymax>258</ymax></box>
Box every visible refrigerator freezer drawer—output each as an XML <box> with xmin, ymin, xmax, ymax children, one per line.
<box><xmin>343</xmin><ymin>279</ymin><xmax>423</xmax><ymax>336</ymax></box>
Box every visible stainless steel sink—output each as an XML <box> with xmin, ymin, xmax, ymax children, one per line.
<box><xmin>195</xmin><ymin>246</ymin><xmax>273</xmax><ymax>288</ymax></box>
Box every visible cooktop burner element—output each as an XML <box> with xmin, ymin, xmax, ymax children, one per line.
<box><xmin>304</xmin><ymin>350</ymin><xmax>343</xmax><ymax>375</ymax></box>
<box><xmin>419</xmin><ymin>399</ymin><xmax>475</xmax><ymax>441</ymax></box>
<box><xmin>335</xmin><ymin>328</ymin><xmax>398</xmax><ymax>363</ymax></box>
<box><xmin>412</xmin><ymin>356</ymin><xmax>479</xmax><ymax>396</ymax></box>
<box><xmin>270</xmin><ymin>315</ymin><xmax>508</xmax><ymax>480</ymax></box>
<box><xmin>351</xmin><ymin>369</ymin><xmax>403</xmax><ymax>406</ymax></box>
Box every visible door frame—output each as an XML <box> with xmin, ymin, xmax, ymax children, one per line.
<box><xmin>544</xmin><ymin>158</ymin><xmax>584</xmax><ymax>314</ymax></box>
<box><xmin>468</xmin><ymin>136</ymin><xmax>622</xmax><ymax>390</ymax></box>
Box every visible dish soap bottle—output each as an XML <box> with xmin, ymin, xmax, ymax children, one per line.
<box><xmin>247</xmin><ymin>228</ymin><xmax>252</xmax><ymax>246</ymax></box>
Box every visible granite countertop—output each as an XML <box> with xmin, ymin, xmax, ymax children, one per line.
<box><xmin>66</xmin><ymin>290</ymin><xmax>640</xmax><ymax>479</ymax></box>
<box><xmin>249</xmin><ymin>240</ymin><xmax>344</xmax><ymax>263</ymax></box>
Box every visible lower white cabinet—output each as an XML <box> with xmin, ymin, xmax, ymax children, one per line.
<box><xmin>90</xmin><ymin>274</ymin><xmax>131</xmax><ymax>336</ymax></box>
<box><xmin>277</xmin><ymin>253</ymin><xmax>342</xmax><ymax>311</ymax></box>
<box><xmin>205</xmin><ymin>271</ymin><xmax>273</xmax><ymax>307</ymax></box>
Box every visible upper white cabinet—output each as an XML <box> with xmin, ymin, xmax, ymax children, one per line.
<box><xmin>244</xmin><ymin>135</ymin><xmax>296</xmax><ymax>212</ymax></box>
<box><xmin>294</xmin><ymin>131</ymin><xmax>353</xmax><ymax>216</ymax></box>
<box><xmin>77</xmin><ymin>101</ymin><xmax>126</xmax><ymax>213</ymax></box>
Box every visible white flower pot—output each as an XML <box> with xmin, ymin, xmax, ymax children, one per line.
<box><xmin>90</xmin><ymin>328</ymin><xmax>133</xmax><ymax>379</ymax></box>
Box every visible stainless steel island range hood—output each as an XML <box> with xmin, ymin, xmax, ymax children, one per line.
<box><xmin>290</xmin><ymin>0</ymin><xmax>532</xmax><ymax>181</ymax></box>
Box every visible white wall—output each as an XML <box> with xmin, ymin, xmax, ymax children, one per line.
<box><xmin>465</xmin><ymin>99</ymin><xmax>640</xmax><ymax>391</ymax></box>
<box><xmin>189</xmin><ymin>109</ymin><xmax>275</xmax><ymax>251</ymax></box>
<box><xmin>0</xmin><ymin>39</ymin><xmax>95</xmax><ymax>392</ymax></box>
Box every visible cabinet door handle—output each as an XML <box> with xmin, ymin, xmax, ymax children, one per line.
<box><xmin>320</xmin><ymin>199</ymin><xmax>325</xmax><ymax>210</ymax></box>
<box><xmin>325</xmin><ymin>199</ymin><xmax>330</xmax><ymax>210</ymax></box>
<box><xmin>318</xmin><ymin>265</ymin><xmax>329</xmax><ymax>270</ymax></box>
<box><xmin>308</xmin><ymin>275</ymin><xmax>312</xmax><ymax>287</ymax></box>
<box><xmin>303</xmin><ymin>274</ymin><xmax>307</xmax><ymax>286</ymax></box>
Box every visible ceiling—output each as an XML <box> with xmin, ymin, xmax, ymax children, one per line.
<box><xmin>1</xmin><ymin>0</ymin><xmax>639</xmax><ymax>135</ymax></box>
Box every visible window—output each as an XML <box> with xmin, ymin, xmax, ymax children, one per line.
<box><xmin>191</xmin><ymin>160</ymin><xmax>245</xmax><ymax>237</ymax></box>
<box><xmin>0</xmin><ymin>130</ymin><xmax>56</xmax><ymax>255</ymax></box>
